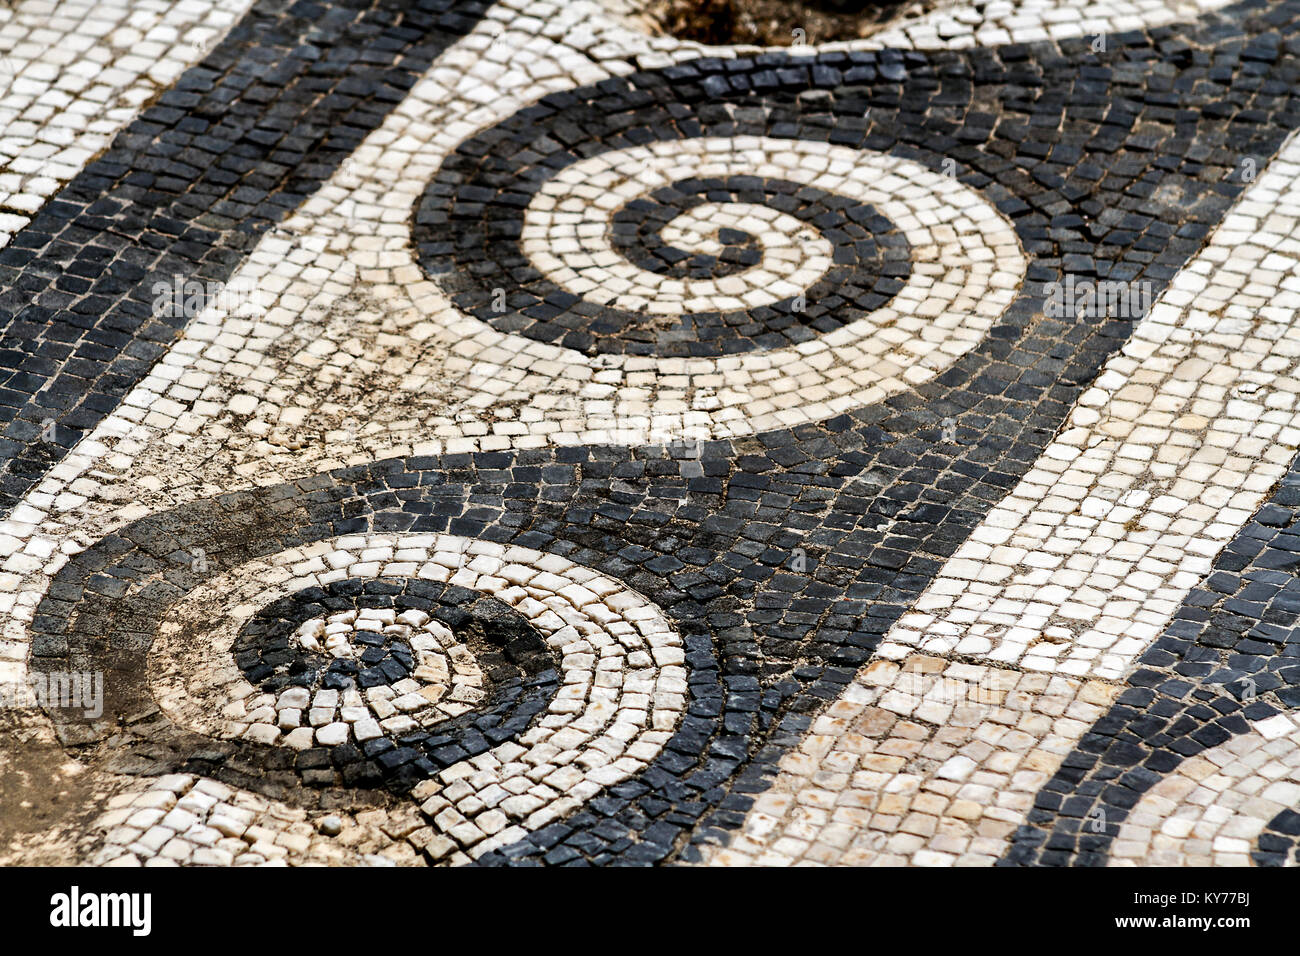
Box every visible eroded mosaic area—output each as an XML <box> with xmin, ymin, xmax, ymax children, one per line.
<box><xmin>5</xmin><ymin>0</ymin><xmax>1300</xmax><ymax>867</ymax></box>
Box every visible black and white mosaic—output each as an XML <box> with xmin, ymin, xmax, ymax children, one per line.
<box><xmin>8</xmin><ymin>0</ymin><xmax>1300</xmax><ymax>868</ymax></box>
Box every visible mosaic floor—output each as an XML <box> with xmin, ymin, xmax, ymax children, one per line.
<box><xmin>3</xmin><ymin>0</ymin><xmax>1300</xmax><ymax>868</ymax></box>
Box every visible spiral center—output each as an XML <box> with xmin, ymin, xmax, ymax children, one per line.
<box><xmin>292</xmin><ymin>607</ymin><xmax>486</xmax><ymax>713</ymax></box>
<box><xmin>607</xmin><ymin>200</ymin><xmax>835</xmax><ymax>309</ymax></box>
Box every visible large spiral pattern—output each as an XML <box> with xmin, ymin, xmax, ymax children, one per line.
<box><xmin>424</xmin><ymin>134</ymin><xmax>1023</xmax><ymax>370</ymax></box>
<box><xmin>135</xmin><ymin>533</ymin><xmax>686</xmax><ymax>859</ymax></box>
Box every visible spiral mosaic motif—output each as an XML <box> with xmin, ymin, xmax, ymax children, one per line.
<box><xmin>155</xmin><ymin>572</ymin><xmax>560</xmax><ymax>766</ymax></box>
<box><xmin>71</xmin><ymin>529</ymin><xmax>682</xmax><ymax>860</ymax></box>
<box><xmin>7</xmin><ymin>0</ymin><xmax>1300</xmax><ymax>871</ymax></box>
<box><xmin>423</xmin><ymin>127</ymin><xmax>1023</xmax><ymax>368</ymax></box>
